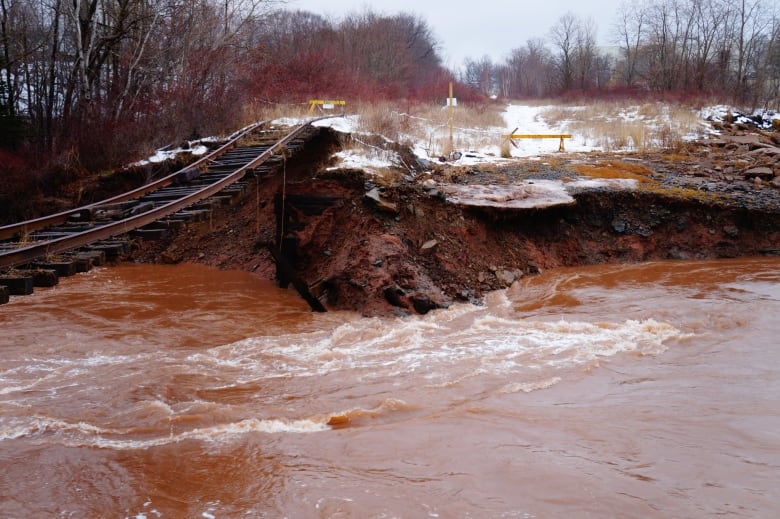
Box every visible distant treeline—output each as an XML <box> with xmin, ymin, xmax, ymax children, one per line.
<box><xmin>0</xmin><ymin>1</ymin><xmax>455</xmax><ymax>172</ymax></box>
<box><xmin>0</xmin><ymin>0</ymin><xmax>778</xmax><ymax>175</ymax></box>
<box><xmin>463</xmin><ymin>0</ymin><xmax>779</xmax><ymax>107</ymax></box>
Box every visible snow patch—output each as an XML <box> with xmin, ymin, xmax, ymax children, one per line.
<box><xmin>328</xmin><ymin>148</ymin><xmax>400</xmax><ymax>173</ymax></box>
<box><xmin>701</xmin><ymin>105</ymin><xmax>779</xmax><ymax>130</ymax></box>
<box><xmin>131</xmin><ymin>142</ymin><xmax>209</xmax><ymax>167</ymax></box>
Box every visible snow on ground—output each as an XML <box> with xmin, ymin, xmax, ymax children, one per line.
<box><xmin>327</xmin><ymin>148</ymin><xmax>403</xmax><ymax>174</ymax></box>
<box><xmin>132</xmin><ymin>143</ymin><xmax>208</xmax><ymax>167</ymax></box>
<box><xmin>290</xmin><ymin>104</ymin><xmax>602</xmax><ymax>168</ymax></box>
<box><xmin>306</xmin><ymin>106</ymin><xmax>645</xmax><ymax>209</ymax></box>
<box><xmin>131</xmin><ymin>103</ymin><xmax>772</xmax><ymax>209</ymax></box>
<box><xmin>312</xmin><ymin>115</ymin><xmax>359</xmax><ymax>134</ymax></box>
<box><xmin>700</xmin><ymin>105</ymin><xmax>780</xmax><ymax>130</ymax></box>
<box><xmin>498</xmin><ymin>104</ymin><xmax>596</xmax><ymax>156</ymax></box>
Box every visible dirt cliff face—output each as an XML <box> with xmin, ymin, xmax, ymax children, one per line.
<box><xmin>130</xmin><ymin>126</ymin><xmax>780</xmax><ymax>317</ymax></box>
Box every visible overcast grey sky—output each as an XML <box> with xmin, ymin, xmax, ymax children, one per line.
<box><xmin>288</xmin><ymin>0</ymin><xmax>626</xmax><ymax>68</ymax></box>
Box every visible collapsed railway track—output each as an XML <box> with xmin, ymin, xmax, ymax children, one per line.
<box><xmin>0</xmin><ymin>118</ymin><xmax>328</xmax><ymax>304</ymax></box>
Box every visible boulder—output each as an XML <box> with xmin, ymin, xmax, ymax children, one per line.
<box><xmin>496</xmin><ymin>269</ymin><xmax>523</xmax><ymax>285</ymax></box>
<box><xmin>411</xmin><ymin>294</ymin><xmax>442</xmax><ymax>315</ymax></box>
<box><xmin>383</xmin><ymin>284</ymin><xmax>407</xmax><ymax>308</ymax></box>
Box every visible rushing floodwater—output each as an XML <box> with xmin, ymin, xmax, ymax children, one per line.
<box><xmin>1</xmin><ymin>258</ymin><xmax>779</xmax><ymax>518</ymax></box>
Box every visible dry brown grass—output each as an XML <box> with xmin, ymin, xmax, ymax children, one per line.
<box><xmin>246</xmin><ymin>98</ymin><xmax>713</xmax><ymax>162</ymax></box>
<box><xmin>571</xmin><ymin>160</ymin><xmax>655</xmax><ymax>183</ymax></box>
<box><xmin>638</xmin><ymin>182</ymin><xmax>723</xmax><ymax>202</ymax></box>
<box><xmin>348</xmin><ymin>101</ymin><xmax>505</xmax><ymax>157</ymax></box>
<box><xmin>539</xmin><ymin>101</ymin><xmax>706</xmax><ymax>153</ymax></box>
<box><xmin>661</xmin><ymin>153</ymin><xmax>691</xmax><ymax>163</ymax></box>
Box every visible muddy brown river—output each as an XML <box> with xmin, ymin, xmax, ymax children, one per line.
<box><xmin>1</xmin><ymin>258</ymin><xmax>779</xmax><ymax>517</ymax></box>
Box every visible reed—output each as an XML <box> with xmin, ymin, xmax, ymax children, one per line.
<box><xmin>350</xmin><ymin>101</ymin><xmax>505</xmax><ymax>158</ymax></box>
<box><xmin>539</xmin><ymin>101</ymin><xmax>706</xmax><ymax>153</ymax></box>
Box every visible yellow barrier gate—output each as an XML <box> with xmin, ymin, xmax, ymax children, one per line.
<box><xmin>308</xmin><ymin>99</ymin><xmax>346</xmax><ymax>112</ymax></box>
<box><xmin>503</xmin><ymin>127</ymin><xmax>572</xmax><ymax>151</ymax></box>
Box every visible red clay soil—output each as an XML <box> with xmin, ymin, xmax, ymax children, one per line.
<box><xmin>130</xmin><ymin>127</ymin><xmax>780</xmax><ymax>317</ymax></box>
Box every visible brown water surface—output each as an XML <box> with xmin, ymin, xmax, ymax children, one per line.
<box><xmin>1</xmin><ymin>260</ymin><xmax>779</xmax><ymax>518</ymax></box>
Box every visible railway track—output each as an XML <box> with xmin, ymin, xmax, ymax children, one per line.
<box><xmin>0</xmin><ymin>118</ymin><xmax>327</xmax><ymax>302</ymax></box>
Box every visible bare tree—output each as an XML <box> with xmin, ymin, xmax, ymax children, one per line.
<box><xmin>550</xmin><ymin>12</ymin><xmax>578</xmax><ymax>91</ymax></box>
<box><xmin>723</xmin><ymin>0</ymin><xmax>770</xmax><ymax>100</ymax></box>
<box><xmin>573</xmin><ymin>16</ymin><xmax>599</xmax><ymax>89</ymax></box>
<box><xmin>501</xmin><ymin>39</ymin><xmax>554</xmax><ymax>98</ymax></box>
<box><xmin>614</xmin><ymin>0</ymin><xmax>648</xmax><ymax>87</ymax></box>
<box><xmin>462</xmin><ymin>55</ymin><xmax>495</xmax><ymax>96</ymax></box>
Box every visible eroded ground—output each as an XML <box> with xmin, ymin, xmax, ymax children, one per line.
<box><xmin>130</xmin><ymin>123</ymin><xmax>780</xmax><ymax>316</ymax></box>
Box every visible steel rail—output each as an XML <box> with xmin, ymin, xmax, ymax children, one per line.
<box><xmin>0</xmin><ymin>119</ymin><xmax>321</xmax><ymax>270</ymax></box>
<box><xmin>0</xmin><ymin>120</ymin><xmax>268</xmax><ymax>241</ymax></box>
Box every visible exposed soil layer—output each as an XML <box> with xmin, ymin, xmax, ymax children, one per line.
<box><xmin>130</xmin><ymin>126</ymin><xmax>780</xmax><ymax>316</ymax></box>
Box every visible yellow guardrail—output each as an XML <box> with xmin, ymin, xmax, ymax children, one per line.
<box><xmin>308</xmin><ymin>99</ymin><xmax>346</xmax><ymax>112</ymax></box>
<box><xmin>503</xmin><ymin>128</ymin><xmax>572</xmax><ymax>151</ymax></box>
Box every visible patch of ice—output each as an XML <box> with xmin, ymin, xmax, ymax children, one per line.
<box><xmin>440</xmin><ymin>177</ymin><xmax>638</xmax><ymax>209</ymax></box>
<box><xmin>441</xmin><ymin>181</ymin><xmax>575</xmax><ymax>209</ymax></box>
<box><xmin>570</xmin><ymin>178</ymin><xmax>638</xmax><ymax>190</ymax></box>
<box><xmin>272</xmin><ymin>117</ymin><xmax>303</xmax><ymax>127</ymax></box>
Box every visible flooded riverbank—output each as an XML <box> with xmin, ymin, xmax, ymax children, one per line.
<box><xmin>1</xmin><ymin>259</ymin><xmax>779</xmax><ymax>517</ymax></box>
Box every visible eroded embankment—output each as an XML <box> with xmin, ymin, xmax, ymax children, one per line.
<box><xmin>130</xmin><ymin>142</ymin><xmax>780</xmax><ymax>317</ymax></box>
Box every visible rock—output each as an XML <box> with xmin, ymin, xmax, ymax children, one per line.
<box><xmin>416</xmin><ymin>157</ymin><xmax>432</xmax><ymax>169</ymax></box>
<box><xmin>160</xmin><ymin>252</ymin><xmax>181</xmax><ymax>264</ymax></box>
<box><xmin>668</xmin><ymin>249</ymin><xmax>690</xmax><ymax>260</ymax></box>
<box><xmin>771</xmin><ymin>177</ymin><xmax>780</xmax><ymax>189</ymax></box>
<box><xmin>527</xmin><ymin>263</ymin><xmax>542</xmax><ymax>275</ymax></box>
<box><xmin>723</xmin><ymin>225</ymin><xmax>740</xmax><ymax>237</ymax></box>
<box><xmin>612</xmin><ymin>219</ymin><xmax>627</xmax><ymax>233</ymax></box>
<box><xmin>421</xmin><ymin>179</ymin><xmax>437</xmax><ymax>189</ymax></box>
<box><xmin>383</xmin><ymin>284</ymin><xmax>407</xmax><ymax>308</ymax></box>
<box><xmin>744</xmin><ymin>166</ymin><xmax>774</xmax><ymax>180</ymax></box>
<box><xmin>411</xmin><ymin>294</ymin><xmax>442</xmax><ymax>315</ymax></box>
<box><xmin>365</xmin><ymin>188</ymin><xmax>399</xmax><ymax>214</ymax></box>
<box><xmin>747</xmin><ymin>147</ymin><xmax>780</xmax><ymax>158</ymax></box>
<box><xmin>722</xmin><ymin>134</ymin><xmax>770</xmax><ymax>149</ymax></box>
<box><xmin>420</xmin><ymin>239</ymin><xmax>439</xmax><ymax>253</ymax></box>
<box><xmin>496</xmin><ymin>270</ymin><xmax>517</xmax><ymax>285</ymax></box>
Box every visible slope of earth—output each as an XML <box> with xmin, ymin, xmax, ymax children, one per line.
<box><xmin>130</xmin><ymin>124</ymin><xmax>780</xmax><ymax>317</ymax></box>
